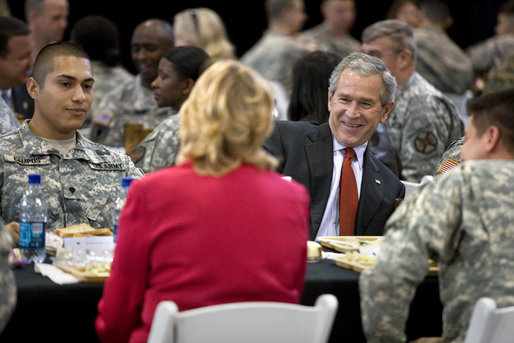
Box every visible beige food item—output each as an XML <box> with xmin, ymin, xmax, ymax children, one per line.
<box><xmin>307</xmin><ymin>241</ymin><xmax>322</xmax><ymax>260</ymax></box>
<box><xmin>341</xmin><ymin>252</ymin><xmax>376</xmax><ymax>267</ymax></box>
<box><xmin>54</xmin><ymin>223</ymin><xmax>113</xmax><ymax>237</ymax></box>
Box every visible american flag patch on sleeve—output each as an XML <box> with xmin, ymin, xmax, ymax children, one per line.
<box><xmin>438</xmin><ymin>158</ymin><xmax>460</xmax><ymax>173</ymax></box>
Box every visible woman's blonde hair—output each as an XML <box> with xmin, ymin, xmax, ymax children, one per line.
<box><xmin>176</xmin><ymin>60</ymin><xmax>278</xmax><ymax>176</ymax></box>
<box><xmin>174</xmin><ymin>8</ymin><xmax>236</xmax><ymax>61</ymax></box>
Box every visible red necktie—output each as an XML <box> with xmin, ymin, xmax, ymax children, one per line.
<box><xmin>339</xmin><ymin>147</ymin><xmax>358</xmax><ymax>236</ymax></box>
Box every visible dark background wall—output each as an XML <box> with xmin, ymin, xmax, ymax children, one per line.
<box><xmin>7</xmin><ymin>0</ymin><xmax>508</xmax><ymax>74</ymax></box>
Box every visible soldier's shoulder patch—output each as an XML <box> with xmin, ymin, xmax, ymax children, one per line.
<box><xmin>92</xmin><ymin>110</ymin><xmax>113</xmax><ymax>126</ymax></box>
<box><xmin>414</xmin><ymin>132</ymin><xmax>438</xmax><ymax>154</ymax></box>
<box><xmin>129</xmin><ymin>146</ymin><xmax>145</xmax><ymax>163</ymax></box>
<box><xmin>438</xmin><ymin>158</ymin><xmax>460</xmax><ymax>174</ymax></box>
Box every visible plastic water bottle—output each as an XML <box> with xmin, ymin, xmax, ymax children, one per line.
<box><xmin>113</xmin><ymin>177</ymin><xmax>134</xmax><ymax>243</ymax></box>
<box><xmin>19</xmin><ymin>174</ymin><xmax>47</xmax><ymax>263</ymax></box>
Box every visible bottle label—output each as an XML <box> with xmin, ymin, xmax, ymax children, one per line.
<box><xmin>113</xmin><ymin>224</ymin><xmax>118</xmax><ymax>243</ymax></box>
<box><xmin>19</xmin><ymin>222</ymin><xmax>46</xmax><ymax>249</ymax></box>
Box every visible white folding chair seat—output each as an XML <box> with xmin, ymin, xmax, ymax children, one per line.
<box><xmin>148</xmin><ymin>294</ymin><xmax>338</xmax><ymax>343</ymax></box>
<box><xmin>464</xmin><ymin>297</ymin><xmax>514</xmax><ymax>343</ymax></box>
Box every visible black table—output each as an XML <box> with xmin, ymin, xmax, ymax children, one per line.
<box><xmin>1</xmin><ymin>259</ymin><xmax>442</xmax><ymax>343</ymax></box>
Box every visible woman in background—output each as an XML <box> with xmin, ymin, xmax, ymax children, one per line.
<box><xmin>173</xmin><ymin>8</ymin><xmax>236</xmax><ymax>61</ymax></box>
<box><xmin>130</xmin><ymin>46</ymin><xmax>211</xmax><ymax>173</ymax></box>
<box><xmin>288</xmin><ymin>50</ymin><xmax>342</xmax><ymax>123</ymax></box>
<box><xmin>96</xmin><ymin>60</ymin><xmax>310</xmax><ymax>343</ymax></box>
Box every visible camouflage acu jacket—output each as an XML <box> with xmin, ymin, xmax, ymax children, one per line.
<box><xmin>384</xmin><ymin>72</ymin><xmax>464</xmax><ymax>182</ymax></box>
<box><xmin>360</xmin><ymin>160</ymin><xmax>514</xmax><ymax>343</ymax></box>
<box><xmin>0</xmin><ymin>123</ymin><xmax>143</xmax><ymax>230</ymax></box>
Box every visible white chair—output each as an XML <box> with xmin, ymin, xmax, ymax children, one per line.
<box><xmin>147</xmin><ymin>294</ymin><xmax>338</xmax><ymax>343</ymax></box>
<box><xmin>444</xmin><ymin>90</ymin><xmax>473</xmax><ymax>128</ymax></box>
<box><xmin>464</xmin><ymin>297</ymin><xmax>514</xmax><ymax>343</ymax></box>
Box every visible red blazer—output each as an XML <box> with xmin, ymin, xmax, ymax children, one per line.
<box><xmin>95</xmin><ymin>161</ymin><xmax>310</xmax><ymax>343</ymax></box>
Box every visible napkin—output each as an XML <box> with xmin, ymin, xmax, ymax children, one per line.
<box><xmin>322</xmin><ymin>251</ymin><xmax>345</xmax><ymax>260</ymax></box>
<box><xmin>34</xmin><ymin>263</ymin><xmax>79</xmax><ymax>284</ymax></box>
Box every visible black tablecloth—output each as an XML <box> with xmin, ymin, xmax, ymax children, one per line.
<box><xmin>1</xmin><ymin>259</ymin><xmax>442</xmax><ymax>343</ymax></box>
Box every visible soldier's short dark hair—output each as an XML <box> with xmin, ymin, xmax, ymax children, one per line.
<box><xmin>32</xmin><ymin>41</ymin><xmax>90</xmax><ymax>86</ymax></box>
<box><xmin>265</xmin><ymin>0</ymin><xmax>299</xmax><ymax>20</ymax></box>
<box><xmin>467</xmin><ymin>88</ymin><xmax>514</xmax><ymax>152</ymax></box>
<box><xmin>421</xmin><ymin>0</ymin><xmax>450</xmax><ymax>24</ymax></box>
<box><xmin>0</xmin><ymin>16</ymin><xmax>31</xmax><ymax>59</ymax></box>
<box><xmin>499</xmin><ymin>0</ymin><xmax>514</xmax><ymax>15</ymax></box>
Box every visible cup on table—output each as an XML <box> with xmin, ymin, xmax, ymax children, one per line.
<box><xmin>123</xmin><ymin>123</ymin><xmax>143</xmax><ymax>154</ymax></box>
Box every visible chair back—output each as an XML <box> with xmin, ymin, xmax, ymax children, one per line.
<box><xmin>147</xmin><ymin>294</ymin><xmax>338</xmax><ymax>343</ymax></box>
<box><xmin>464</xmin><ymin>297</ymin><xmax>514</xmax><ymax>343</ymax></box>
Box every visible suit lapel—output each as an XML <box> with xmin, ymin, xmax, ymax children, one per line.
<box><xmin>356</xmin><ymin>150</ymin><xmax>384</xmax><ymax>235</ymax></box>
<box><xmin>305</xmin><ymin>123</ymin><xmax>333</xmax><ymax>239</ymax></box>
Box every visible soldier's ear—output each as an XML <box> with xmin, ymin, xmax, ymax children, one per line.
<box><xmin>484</xmin><ymin>125</ymin><xmax>501</xmax><ymax>154</ymax></box>
<box><xmin>398</xmin><ymin>49</ymin><xmax>413</xmax><ymax>69</ymax></box>
<box><xmin>26</xmin><ymin>77</ymin><xmax>39</xmax><ymax>100</ymax></box>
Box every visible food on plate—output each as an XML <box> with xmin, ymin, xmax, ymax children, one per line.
<box><xmin>54</xmin><ymin>223</ymin><xmax>112</xmax><ymax>237</ymax></box>
<box><xmin>317</xmin><ymin>236</ymin><xmax>383</xmax><ymax>253</ymax></box>
<box><xmin>340</xmin><ymin>252</ymin><xmax>376</xmax><ymax>267</ymax></box>
<box><xmin>75</xmin><ymin>262</ymin><xmax>111</xmax><ymax>275</ymax></box>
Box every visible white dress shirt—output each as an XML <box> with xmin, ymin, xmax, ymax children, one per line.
<box><xmin>316</xmin><ymin>136</ymin><xmax>367</xmax><ymax>238</ymax></box>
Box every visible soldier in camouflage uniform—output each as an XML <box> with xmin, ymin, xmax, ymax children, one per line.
<box><xmin>434</xmin><ymin>136</ymin><xmax>464</xmax><ymax>174</ymax></box>
<box><xmin>466</xmin><ymin>0</ymin><xmax>514</xmax><ymax>77</ymax></box>
<box><xmin>84</xmin><ymin>60</ymin><xmax>134</xmax><ymax>127</ymax></box>
<box><xmin>414</xmin><ymin>0</ymin><xmax>473</xmax><ymax>94</ymax></box>
<box><xmin>0</xmin><ymin>16</ymin><xmax>34</xmax><ymax>134</ymax></box>
<box><xmin>89</xmin><ymin>19</ymin><xmax>175</xmax><ymax>148</ymax></box>
<box><xmin>482</xmin><ymin>54</ymin><xmax>514</xmax><ymax>94</ymax></box>
<box><xmin>362</xmin><ymin>20</ymin><xmax>464</xmax><ymax>182</ymax></box>
<box><xmin>0</xmin><ymin>219</ymin><xmax>16</xmax><ymax>334</ymax></box>
<box><xmin>130</xmin><ymin>46</ymin><xmax>211</xmax><ymax>173</ymax></box>
<box><xmin>360</xmin><ymin>89</ymin><xmax>514</xmax><ymax>343</ymax></box>
<box><xmin>0</xmin><ymin>42</ymin><xmax>143</xmax><ymax>234</ymax></box>
<box><xmin>131</xmin><ymin>115</ymin><xmax>181</xmax><ymax>173</ymax></box>
<box><xmin>240</xmin><ymin>0</ymin><xmax>310</xmax><ymax>95</ymax></box>
<box><xmin>0</xmin><ymin>97</ymin><xmax>20</xmax><ymax>135</ymax></box>
<box><xmin>300</xmin><ymin>0</ymin><xmax>360</xmax><ymax>59</ymax></box>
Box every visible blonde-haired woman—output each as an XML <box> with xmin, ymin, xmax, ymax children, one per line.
<box><xmin>96</xmin><ymin>60</ymin><xmax>310</xmax><ymax>343</ymax></box>
<box><xmin>173</xmin><ymin>7</ymin><xmax>236</xmax><ymax>61</ymax></box>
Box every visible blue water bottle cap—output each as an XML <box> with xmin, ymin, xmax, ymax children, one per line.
<box><xmin>28</xmin><ymin>174</ymin><xmax>41</xmax><ymax>184</ymax></box>
<box><xmin>121</xmin><ymin>177</ymin><xmax>134</xmax><ymax>188</ymax></box>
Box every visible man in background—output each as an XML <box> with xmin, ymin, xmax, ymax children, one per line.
<box><xmin>300</xmin><ymin>0</ymin><xmax>360</xmax><ymax>58</ymax></box>
<box><xmin>0</xmin><ymin>16</ymin><xmax>33</xmax><ymax>134</ymax></box>
<box><xmin>12</xmin><ymin>0</ymin><xmax>69</xmax><ymax>120</ymax></box>
<box><xmin>414</xmin><ymin>0</ymin><xmax>473</xmax><ymax>95</ymax></box>
<box><xmin>361</xmin><ymin>19</ymin><xmax>463</xmax><ymax>182</ymax></box>
<box><xmin>89</xmin><ymin>19</ymin><xmax>175</xmax><ymax>148</ymax></box>
<box><xmin>241</xmin><ymin>0</ymin><xmax>310</xmax><ymax>95</ymax></box>
<box><xmin>467</xmin><ymin>0</ymin><xmax>514</xmax><ymax>83</ymax></box>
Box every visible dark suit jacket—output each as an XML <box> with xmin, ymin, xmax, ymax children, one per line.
<box><xmin>12</xmin><ymin>84</ymin><xmax>34</xmax><ymax>120</ymax></box>
<box><xmin>263</xmin><ymin>120</ymin><xmax>405</xmax><ymax>240</ymax></box>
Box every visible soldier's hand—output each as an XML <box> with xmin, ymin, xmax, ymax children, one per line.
<box><xmin>6</xmin><ymin>221</ymin><xmax>20</xmax><ymax>247</ymax></box>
